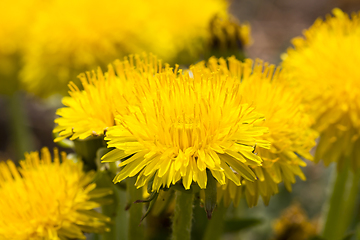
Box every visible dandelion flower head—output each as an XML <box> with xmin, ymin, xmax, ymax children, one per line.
<box><xmin>282</xmin><ymin>8</ymin><xmax>360</xmax><ymax>169</ymax></box>
<box><xmin>200</xmin><ymin>57</ymin><xmax>317</xmax><ymax>206</ymax></box>
<box><xmin>53</xmin><ymin>54</ymin><xmax>162</xmax><ymax>142</ymax></box>
<box><xmin>0</xmin><ymin>148</ymin><xmax>112</xmax><ymax>240</ymax></box>
<box><xmin>102</xmin><ymin>60</ymin><xmax>270</xmax><ymax>192</ymax></box>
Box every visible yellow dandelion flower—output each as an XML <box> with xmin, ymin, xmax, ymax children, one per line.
<box><xmin>282</xmin><ymin>8</ymin><xmax>360</xmax><ymax>169</ymax></box>
<box><xmin>0</xmin><ymin>147</ymin><xmax>112</xmax><ymax>240</ymax></box>
<box><xmin>102</xmin><ymin>60</ymin><xmax>270</xmax><ymax>192</ymax></box>
<box><xmin>53</xmin><ymin>68</ymin><xmax>115</xmax><ymax>142</ymax></box>
<box><xmin>53</xmin><ymin>54</ymin><xmax>162</xmax><ymax>142</ymax></box>
<box><xmin>199</xmin><ymin>57</ymin><xmax>317</xmax><ymax>207</ymax></box>
<box><xmin>20</xmin><ymin>0</ymin><xmax>227</xmax><ymax>97</ymax></box>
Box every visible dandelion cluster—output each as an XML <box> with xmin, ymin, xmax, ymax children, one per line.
<box><xmin>282</xmin><ymin>8</ymin><xmax>360</xmax><ymax>169</ymax></box>
<box><xmin>55</xmin><ymin>53</ymin><xmax>317</xmax><ymax>207</ymax></box>
<box><xmin>0</xmin><ymin>148</ymin><xmax>112</xmax><ymax>240</ymax></box>
<box><xmin>5</xmin><ymin>2</ymin><xmax>355</xmax><ymax>239</ymax></box>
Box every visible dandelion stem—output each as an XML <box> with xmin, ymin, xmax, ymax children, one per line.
<box><xmin>203</xmin><ymin>202</ymin><xmax>226</xmax><ymax>240</ymax></box>
<box><xmin>342</xmin><ymin>169</ymin><xmax>360</xmax><ymax>230</ymax></box>
<box><xmin>126</xmin><ymin>177</ymin><xmax>145</xmax><ymax>240</ymax></box>
<box><xmin>95</xmin><ymin>171</ymin><xmax>128</xmax><ymax>240</ymax></box>
<box><xmin>322</xmin><ymin>161</ymin><xmax>360</xmax><ymax>240</ymax></box>
<box><xmin>172</xmin><ymin>190</ymin><xmax>194</xmax><ymax>240</ymax></box>
<box><xmin>74</xmin><ymin>137</ymin><xmax>106</xmax><ymax>171</ymax></box>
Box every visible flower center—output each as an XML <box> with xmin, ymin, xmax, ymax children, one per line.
<box><xmin>170</xmin><ymin>116</ymin><xmax>202</xmax><ymax>151</ymax></box>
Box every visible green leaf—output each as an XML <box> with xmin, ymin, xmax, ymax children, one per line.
<box><xmin>139</xmin><ymin>193</ymin><xmax>159</xmax><ymax>223</ymax></box>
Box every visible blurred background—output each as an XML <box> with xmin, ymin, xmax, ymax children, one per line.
<box><xmin>231</xmin><ymin>0</ymin><xmax>360</xmax><ymax>64</ymax></box>
<box><xmin>1</xmin><ymin>0</ymin><xmax>360</xmax><ymax>239</ymax></box>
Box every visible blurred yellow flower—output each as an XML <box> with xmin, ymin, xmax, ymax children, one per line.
<box><xmin>282</xmin><ymin>8</ymin><xmax>360</xmax><ymax>169</ymax></box>
<box><xmin>0</xmin><ymin>148</ymin><xmax>112</xmax><ymax>240</ymax></box>
<box><xmin>0</xmin><ymin>0</ymin><xmax>43</xmax><ymax>94</ymax></box>
<box><xmin>272</xmin><ymin>203</ymin><xmax>317</xmax><ymax>240</ymax></box>
<box><xmin>20</xmin><ymin>0</ymin><xmax>227</xmax><ymax>97</ymax></box>
<box><xmin>200</xmin><ymin>57</ymin><xmax>317</xmax><ymax>207</ymax></box>
<box><xmin>102</xmin><ymin>60</ymin><xmax>270</xmax><ymax>192</ymax></box>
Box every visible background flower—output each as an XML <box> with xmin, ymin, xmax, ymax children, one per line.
<box><xmin>282</xmin><ymin>8</ymin><xmax>360</xmax><ymax>169</ymax></box>
<box><xmin>20</xmin><ymin>0</ymin><xmax>227</xmax><ymax>97</ymax></box>
<box><xmin>271</xmin><ymin>203</ymin><xmax>317</xmax><ymax>240</ymax></box>
<box><xmin>0</xmin><ymin>0</ymin><xmax>44</xmax><ymax>95</ymax></box>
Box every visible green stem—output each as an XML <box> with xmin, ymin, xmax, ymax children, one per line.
<box><xmin>172</xmin><ymin>190</ymin><xmax>194</xmax><ymax>240</ymax></box>
<box><xmin>203</xmin><ymin>202</ymin><xmax>226</xmax><ymax>240</ymax></box>
<box><xmin>322</xmin><ymin>162</ymin><xmax>360</xmax><ymax>240</ymax></box>
<box><xmin>8</xmin><ymin>92</ymin><xmax>35</xmax><ymax>160</ymax></box>
<box><xmin>74</xmin><ymin>137</ymin><xmax>106</xmax><ymax>171</ymax></box>
<box><xmin>95</xmin><ymin>171</ymin><xmax>128</xmax><ymax>240</ymax></box>
<box><xmin>340</xmin><ymin>168</ymin><xmax>360</xmax><ymax>235</ymax></box>
<box><xmin>126</xmin><ymin>177</ymin><xmax>145</xmax><ymax>240</ymax></box>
